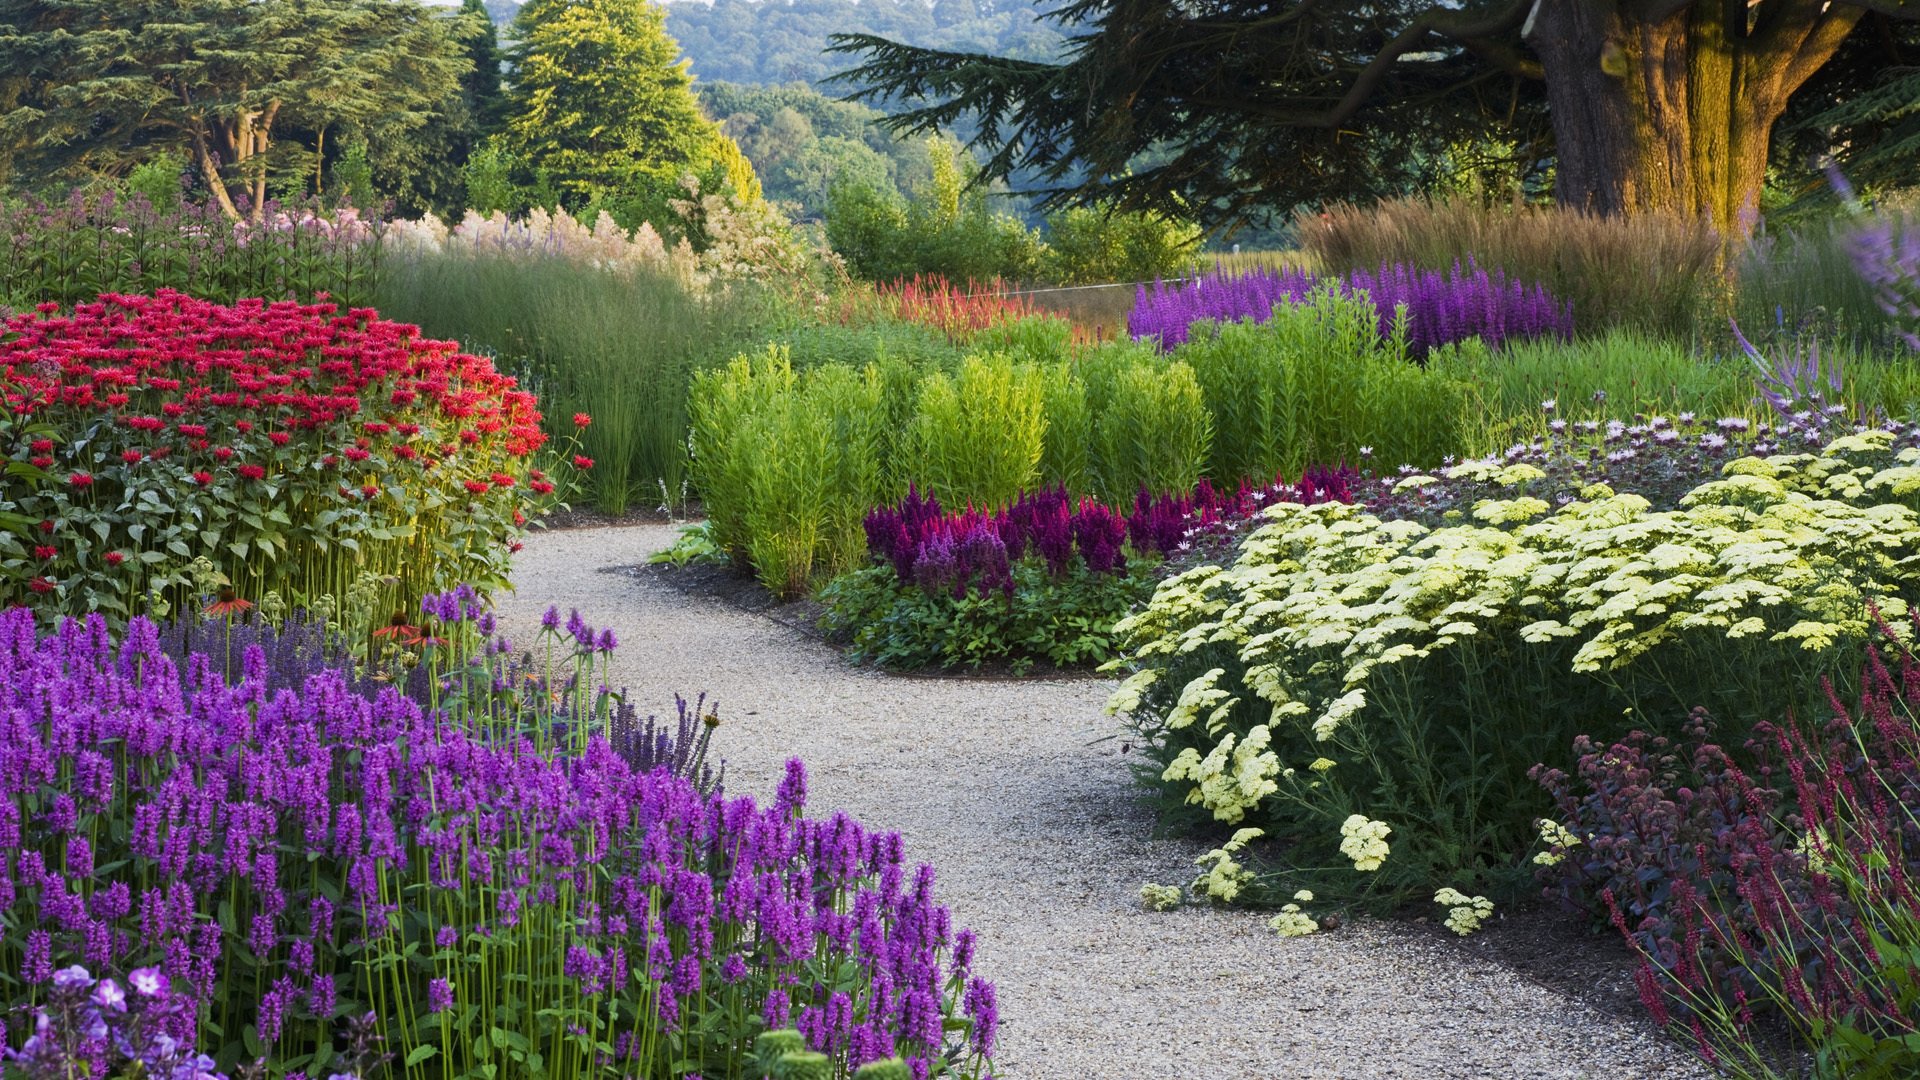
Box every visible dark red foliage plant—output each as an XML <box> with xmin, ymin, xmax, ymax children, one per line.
<box><xmin>1533</xmin><ymin>612</ymin><xmax>1920</xmax><ymax>1077</ymax></box>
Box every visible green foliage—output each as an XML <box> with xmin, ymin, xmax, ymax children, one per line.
<box><xmin>700</xmin><ymin>81</ymin><xmax>930</xmax><ymax>221</ymax></box>
<box><xmin>1089</xmin><ymin>359</ymin><xmax>1211</xmax><ymax>504</ymax></box>
<box><xmin>374</xmin><ymin>248</ymin><xmax>769</xmax><ymax>511</ymax></box>
<box><xmin>1174</xmin><ymin>285</ymin><xmax>1470</xmax><ymax>481</ymax></box>
<box><xmin>820</xmin><ymin>558</ymin><xmax>1154</xmax><ymax>672</ymax></box>
<box><xmin>1036</xmin><ymin>361</ymin><xmax>1092</xmax><ymax>492</ymax></box>
<box><xmin>499</xmin><ymin>0</ymin><xmax>728</xmax><ymax>213</ymax></box>
<box><xmin>1042</xmin><ymin>203</ymin><xmax>1202</xmax><ymax>285</ymax></box>
<box><xmin>1736</xmin><ymin>213</ymin><xmax>1918</xmax><ymax>356</ymax></box>
<box><xmin>909</xmin><ymin>354</ymin><xmax>1047</xmax><ymax>508</ymax></box>
<box><xmin>694</xmin><ymin>350</ymin><xmax>893</xmax><ymax>596</ymax></box>
<box><xmin>825</xmin><ymin>138</ymin><xmax>1044</xmax><ymax>282</ymax></box>
<box><xmin>768</xmin><ymin>317</ymin><xmax>968</xmax><ymax>373</ymax></box>
<box><xmin>122</xmin><ymin>151</ymin><xmax>185</xmax><ymax>207</ymax></box>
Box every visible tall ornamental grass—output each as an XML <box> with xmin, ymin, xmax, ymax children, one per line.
<box><xmin>0</xmin><ymin>292</ymin><xmax>562</xmax><ymax>626</ymax></box>
<box><xmin>1735</xmin><ymin>208</ymin><xmax>1920</xmax><ymax>356</ymax></box>
<box><xmin>1129</xmin><ymin>262</ymin><xmax>1572</xmax><ymax>355</ymax></box>
<box><xmin>374</xmin><ymin>250</ymin><xmax>768</xmax><ymax>511</ymax></box>
<box><xmin>1297</xmin><ymin>196</ymin><xmax>1724</xmax><ymax>338</ymax></box>
<box><xmin>0</xmin><ymin>602</ymin><xmax>1001</xmax><ymax>1079</ymax></box>
<box><xmin>1</xmin><ymin>192</ymin><xmax>382</xmax><ymax>310</ymax></box>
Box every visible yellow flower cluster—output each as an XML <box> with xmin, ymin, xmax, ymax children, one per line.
<box><xmin>1339</xmin><ymin>815</ymin><xmax>1392</xmax><ymax>872</ymax></box>
<box><xmin>1109</xmin><ymin>432</ymin><xmax>1920</xmax><ymax>883</ymax></box>
<box><xmin>1267</xmin><ymin>890</ymin><xmax>1319</xmax><ymax>938</ymax></box>
<box><xmin>1139</xmin><ymin>883</ymin><xmax>1184</xmax><ymax>911</ymax></box>
<box><xmin>1433</xmin><ymin>887</ymin><xmax>1494</xmax><ymax>935</ymax></box>
<box><xmin>1191</xmin><ymin>828</ymin><xmax>1265</xmax><ymax>902</ymax></box>
<box><xmin>1532</xmin><ymin>818</ymin><xmax>1582</xmax><ymax>866</ymax></box>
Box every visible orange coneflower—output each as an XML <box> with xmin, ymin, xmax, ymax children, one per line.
<box><xmin>372</xmin><ymin>611</ymin><xmax>423</xmax><ymax>646</ymax></box>
<box><xmin>204</xmin><ymin>585</ymin><xmax>254</xmax><ymax>618</ymax></box>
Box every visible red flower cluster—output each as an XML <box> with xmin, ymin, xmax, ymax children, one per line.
<box><xmin>0</xmin><ymin>290</ymin><xmax>547</xmax><ymax>456</ymax></box>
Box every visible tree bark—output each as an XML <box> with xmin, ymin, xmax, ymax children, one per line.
<box><xmin>1523</xmin><ymin>0</ymin><xmax>1865</xmax><ymax>232</ymax></box>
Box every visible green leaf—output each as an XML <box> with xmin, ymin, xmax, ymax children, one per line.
<box><xmin>405</xmin><ymin>1044</ymin><xmax>438</xmax><ymax>1067</ymax></box>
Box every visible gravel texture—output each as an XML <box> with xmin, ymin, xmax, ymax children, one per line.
<box><xmin>499</xmin><ymin>523</ymin><xmax>1709</xmax><ymax>1080</ymax></box>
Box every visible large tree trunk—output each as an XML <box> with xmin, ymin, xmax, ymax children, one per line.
<box><xmin>1524</xmin><ymin>0</ymin><xmax>1865</xmax><ymax>232</ymax></box>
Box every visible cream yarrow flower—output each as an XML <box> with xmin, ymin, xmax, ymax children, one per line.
<box><xmin>1434</xmin><ymin>888</ymin><xmax>1494</xmax><ymax>935</ymax></box>
<box><xmin>1192</xmin><ymin>827</ymin><xmax>1265</xmax><ymax>902</ymax></box>
<box><xmin>1338</xmin><ymin>814</ymin><xmax>1392</xmax><ymax>872</ymax></box>
<box><xmin>1140</xmin><ymin>883</ymin><xmax>1184</xmax><ymax>911</ymax></box>
<box><xmin>1532</xmin><ymin>819</ymin><xmax>1582</xmax><ymax>866</ymax></box>
<box><xmin>1268</xmin><ymin>904</ymin><xmax>1317</xmax><ymax>938</ymax></box>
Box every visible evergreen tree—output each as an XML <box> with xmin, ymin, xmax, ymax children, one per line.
<box><xmin>497</xmin><ymin>0</ymin><xmax>723</xmax><ymax>208</ymax></box>
<box><xmin>0</xmin><ymin>0</ymin><xmax>468</xmax><ymax>219</ymax></box>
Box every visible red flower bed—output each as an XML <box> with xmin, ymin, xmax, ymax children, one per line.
<box><xmin>0</xmin><ymin>290</ymin><xmax>571</xmax><ymax>624</ymax></box>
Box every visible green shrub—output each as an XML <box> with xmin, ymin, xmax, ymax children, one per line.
<box><xmin>1108</xmin><ymin>430</ymin><xmax>1920</xmax><ymax>910</ymax></box>
<box><xmin>1036</xmin><ymin>361</ymin><xmax>1093</xmax><ymax>492</ymax></box>
<box><xmin>909</xmin><ymin>354</ymin><xmax>1047</xmax><ymax>508</ymax></box>
<box><xmin>820</xmin><ymin>558</ymin><xmax>1156</xmax><ymax>672</ymax></box>
<box><xmin>1042</xmin><ymin>203</ymin><xmax>1203</xmax><ymax>285</ymax></box>
<box><xmin>770</xmin><ymin>317</ymin><xmax>967</xmax><ymax>373</ymax></box>
<box><xmin>692</xmin><ymin>349</ymin><xmax>891</xmax><ymax>595</ymax></box>
<box><xmin>824</xmin><ymin>139</ymin><xmax>1045</xmax><ymax>283</ymax></box>
<box><xmin>1174</xmin><ymin>285</ymin><xmax>1472</xmax><ymax>478</ymax></box>
<box><xmin>1090</xmin><ymin>359</ymin><xmax>1212</xmax><ymax>503</ymax></box>
<box><xmin>375</xmin><ymin>249</ymin><xmax>768</xmax><ymax>511</ymax></box>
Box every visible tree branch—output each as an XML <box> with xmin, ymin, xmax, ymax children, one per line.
<box><xmin>1318</xmin><ymin>0</ymin><xmax>1539</xmax><ymax>127</ymax></box>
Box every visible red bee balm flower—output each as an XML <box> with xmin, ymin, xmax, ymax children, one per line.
<box><xmin>103</xmin><ymin>552</ymin><xmax>124</xmax><ymax>566</ymax></box>
<box><xmin>573</xmin><ymin>455</ymin><xmax>594</xmax><ymax>469</ymax></box>
<box><xmin>574</xmin><ymin>413</ymin><xmax>592</xmax><ymax>428</ymax></box>
<box><xmin>238</xmin><ymin>464</ymin><xmax>266</xmax><ymax>481</ymax></box>
<box><xmin>67</xmin><ymin>472</ymin><xmax>92</xmax><ymax>487</ymax></box>
<box><xmin>26</xmin><ymin>577</ymin><xmax>54</xmax><ymax>594</ymax></box>
<box><xmin>268</xmin><ymin>432</ymin><xmax>290</xmax><ymax>446</ymax></box>
<box><xmin>464</xmin><ymin>480</ymin><xmax>490</xmax><ymax>495</ymax></box>
<box><xmin>33</xmin><ymin>546</ymin><xmax>55</xmax><ymax>560</ymax></box>
<box><xmin>120</xmin><ymin>450</ymin><xmax>142</xmax><ymax>463</ymax></box>
<box><xmin>192</xmin><ymin>471</ymin><xmax>213</xmax><ymax>486</ymax></box>
<box><xmin>28</xmin><ymin>439</ymin><xmax>51</xmax><ymax>453</ymax></box>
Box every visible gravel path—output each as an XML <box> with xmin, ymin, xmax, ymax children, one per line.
<box><xmin>499</xmin><ymin>523</ymin><xmax>1707</xmax><ymax>1080</ymax></box>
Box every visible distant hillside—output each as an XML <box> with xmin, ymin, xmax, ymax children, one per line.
<box><xmin>485</xmin><ymin>0</ymin><xmax>1063</xmax><ymax>88</ymax></box>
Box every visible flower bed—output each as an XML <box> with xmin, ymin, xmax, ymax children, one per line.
<box><xmin>1106</xmin><ymin>429</ymin><xmax>1920</xmax><ymax>908</ymax></box>
<box><xmin>0</xmin><ymin>291</ymin><xmax>572</xmax><ymax>625</ymax></box>
<box><xmin>1129</xmin><ymin>262</ymin><xmax>1574</xmax><ymax>355</ymax></box>
<box><xmin>820</xmin><ymin>473</ymin><xmax>1351</xmax><ymax>671</ymax></box>
<box><xmin>0</xmin><ymin>604</ymin><xmax>998</xmax><ymax>1078</ymax></box>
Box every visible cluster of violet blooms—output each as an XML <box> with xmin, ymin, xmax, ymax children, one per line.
<box><xmin>1834</xmin><ymin>170</ymin><xmax>1920</xmax><ymax>352</ymax></box>
<box><xmin>7</xmin><ymin>963</ymin><xmax>229</xmax><ymax>1080</ymax></box>
<box><xmin>0</xmin><ymin>596</ymin><xmax>997</xmax><ymax>1079</ymax></box>
<box><xmin>864</xmin><ymin>471</ymin><xmax>1355</xmax><ymax>599</ymax></box>
<box><xmin>1128</xmin><ymin>262</ymin><xmax>1574</xmax><ymax>354</ymax></box>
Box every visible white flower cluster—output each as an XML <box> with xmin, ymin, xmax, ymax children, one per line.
<box><xmin>1191</xmin><ymin>827</ymin><xmax>1265</xmax><ymax>902</ymax></box>
<box><xmin>1338</xmin><ymin>814</ymin><xmax>1392</xmax><ymax>872</ymax></box>
<box><xmin>1139</xmin><ymin>883</ymin><xmax>1184</xmax><ymax>911</ymax></box>
<box><xmin>1433</xmin><ymin>887</ymin><xmax>1494</xmax><ymax>935</ymax></box>
<box><xmin>1107</xmin><ymin>432</ymin><xmax>1920</xmax><ymax>881</ymax></box>
<box><xmin>1267</xmin><ymin>890</ymin><xmax>1319</xmax><ymax>938</ymax></box>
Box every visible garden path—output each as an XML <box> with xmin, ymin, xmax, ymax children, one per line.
<box><xmin>500</xmin><ymin>523</ymin><xmax>1707</xmax><ymax>1080</ymax></box>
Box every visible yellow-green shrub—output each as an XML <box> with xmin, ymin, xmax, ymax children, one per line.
<box><xmin>1107</xmin><ymin>431</ymin><xmax>1920</xmax><ymax>907</ymax></box>
<box><xmin>909</xmin><ymin>354</ymin><xmax>1047</xmax><ymax>508</ymax></box>
<box><xmin>1091</xmin><ymin>359</ymin><xmax>1212</xmax><ymax>503</ymax></box>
